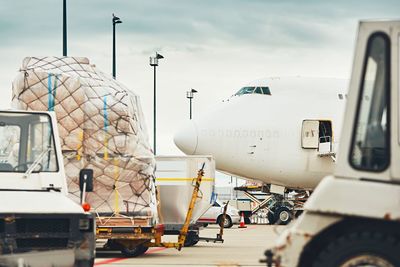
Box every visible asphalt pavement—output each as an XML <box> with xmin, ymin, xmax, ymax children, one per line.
<box><xmin>94</xmin><ymin>224</ymin><xmax>285</xmax><ymax>267</ymax></box>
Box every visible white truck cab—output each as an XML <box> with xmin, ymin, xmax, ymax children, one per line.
<box><xmin>265</xmin><ymin>20</ymin><xmax>400</xmax><ymax>267</ymax></box>
<box><xmin>0</xmin><ymin>110</ymin><xmax>95</xmax><ymax>267</ymax></box>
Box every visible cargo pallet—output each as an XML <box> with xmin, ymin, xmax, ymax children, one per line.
<box><xmin>95</xmin><ymin>164</ymin><xmax>224</xmax><ymax>256</ymax></box>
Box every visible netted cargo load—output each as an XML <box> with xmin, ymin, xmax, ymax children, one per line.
<box><xmin>12</xmin><ymin>56</ymin><xmax>157</xmax><ymax>221</ymax></box>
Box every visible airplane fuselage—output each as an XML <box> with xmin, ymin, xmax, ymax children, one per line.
<box><xmin>175</xmin><ymin>77</ymin><xmax>347</xmax><ymax>190</ymax></box>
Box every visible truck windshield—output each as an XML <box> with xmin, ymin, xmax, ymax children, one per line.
<box><xmin>350</xmin><ymin>33</ymin><xmax>390</xmax><ymax>171</ymax></box>
<box><xmin>0</xmin><ymin>112</ymin><xmax>58</xmax><ymax>173</ymax></box>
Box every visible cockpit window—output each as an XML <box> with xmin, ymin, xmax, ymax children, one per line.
<box><xmin>235</xmin><ymin>87</ymin><xmax>255</xmax><ymax>95</ymax></box>
<box><xmin>261</xmin><ymin>87</ymin><xmax>271</xmax><ymax>95</ymax></box>
<box><xmin>235</xmin><ymin>86</ymin><xmax>271</xmax><ymax>96</ymax></box>
<box><xmin>254</xmin><ymin>87</ymin><xmax>263</xmax><ymax>94</ymax></box>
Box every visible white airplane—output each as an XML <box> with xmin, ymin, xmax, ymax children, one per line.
<box><xmin>174</xmin><ymin>76</ymin><xmax>348</xmax><ymax>224</ymax></box>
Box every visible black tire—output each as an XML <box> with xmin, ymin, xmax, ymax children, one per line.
<box><xmin>275</xmin><ymin>206</ymin><xmax>292</xmax><ymax>225</ymax></box>
<box><xmin>184</xmin><ymin>238</ymin><xmax>199</xmax><ymax>247</ymax></box>
<box><xmin>120</xmin><ymin>244</ymin><xmax>149</xmax><ymax>257</ymax></box>
<box><xmin>75</xmin><ymin>258</ymin><xmax>95</xmax><ymax>267</ymax></box>
<box><xmin>184</xmin><ymin>231</ymin><xmax>199</xmax><ymax>247</ymax></box>
<box><xmin>244</xmin><ymin>217</ymin><xmax>251</xmax><ymax>224</ymax></box>
<box><xmin>311</xmin><ymin>231</ymin><xmax>400</xmax><ymax>267</ymax></box>
<box><xmin>218</xmin><ymin>215</ymin><xmax>233</xmax><ymax>228</ymax></box>
<box><xmin>267</xmin><ymin>211</ymin><xmax>276</xmax><ymax>225</ymax></box>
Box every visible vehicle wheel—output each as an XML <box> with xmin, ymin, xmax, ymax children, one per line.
<box><xmin>311</xmin><ymin>231</ymin><xmax>400</xmax><ymax>267</ymax></box>
<box><xmin>275</xmin><ymin>206</ymin><xmax>292</xmax><ymax>225</ymax></box>
<box><xmin>184</xmin><ymin>232</ymin><xmax>199</xmax><ymax>247</ymax></box>
<box><xmin>184</xmin><ymin>238</ymin><xmax>199</xmax><ymax>247</ymax></box>
<box><xmin>244</xmin><ymin>217</ymin><xmax>251</xmax><ymax>224</ymax></box>
<box><xmin>218</xmin><ymin>215</ymin><xmax>233</xmax><ymax>228</ymax></box>
<box><xmin>75</xmin><ymin>258</ymin><xmax>95</xmax><ymax>267</ymax></box>
<box><xmin>267</xmin><ymin>211</ymin><xmax>276</xmax><ymax>225</ymax></box>
<box><xmin>120</xmin><ymin>244</ymin><xmax>149</xmax><ymax>257</ymax></box>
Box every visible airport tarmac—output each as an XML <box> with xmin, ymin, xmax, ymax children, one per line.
<box><xmin>94</xmin><ymin>225</ymin><xmax>285</xmax><ymax>267</ymax></box>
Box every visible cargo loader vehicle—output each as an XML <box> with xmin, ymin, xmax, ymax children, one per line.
<box><xmin>264</xmin><ymin>19</ymin><xmax>400</xmax><ymax>267</ymax></box>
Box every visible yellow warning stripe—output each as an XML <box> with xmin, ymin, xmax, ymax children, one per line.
<box><xmin>104</xmin><ymin>138</ymin><xmax>109</xmax><ymax>160</ymax></box>
<box><xmin>76</xmin><ymin>130</ymin><xmax>83</xmax><ymax>161</ymax></box>
<box><xmin>156</xmin><ymin>177</ymin><xmax>215</xmax><ymax>182</ymax></box>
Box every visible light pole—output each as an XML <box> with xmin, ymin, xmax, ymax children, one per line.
<box><xmin>63</xmin><ymin>0</ymin><xmax>67</xmax><ymax>56</ymax></box>
<box><xmin>186</xmin><ymin>89</ymin><xmax>198</xmax><ymax>120</ymax></box>
<box><xmin>149</xmin><ymin>52</ymin><xmax>164</xmax><ymax>155</ymax></box>
<box><xmin>112</xmin><ymin>14</ymin><xmax>122</xmax><ymax>79</ymax></box>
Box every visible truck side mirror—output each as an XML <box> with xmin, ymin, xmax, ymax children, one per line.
<box><xmin>79</xmin><ymin>169</ymin><xmax>93</xmax><ymax>192</ymax></box>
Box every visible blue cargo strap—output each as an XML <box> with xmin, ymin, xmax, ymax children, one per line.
<box><xmin>47</xmin><ymin>73</ymin><xmax>58</xmax><ymax>111</ymax></box>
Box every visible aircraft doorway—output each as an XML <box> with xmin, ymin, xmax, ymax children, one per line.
<box><xmin>319</xmin><ymin>120</ymin><xmax>332</xmax><ymax>144</ymax></box>
<box><xmin>301</xmin><ymin>120</ymin><xmax>333</xmax><ymax>149</ymax></box>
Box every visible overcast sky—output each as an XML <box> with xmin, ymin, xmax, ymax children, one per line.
<box><xmin>0</xmin><ymin>0</ymin><xmax>399</xmax><ymax>185</ymax></box>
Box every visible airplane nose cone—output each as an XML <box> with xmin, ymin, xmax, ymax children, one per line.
<box><xmin>174</xmin><ymin>120</ymin><xmax>198</xmax><ymax>155</ymax></box>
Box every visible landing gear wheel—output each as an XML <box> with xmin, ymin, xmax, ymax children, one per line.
<box><xmin>120</xmin><ymin>244</ymin><xmax>149</xmax><ymax>257</ymax></box>
<box><xmin>275</xmin><ymin>206</ymin><xmax>292</xmax><ymax>225</ymax></box>
<box><xmin>218</xmin><ymin>215</ymin><xmax>233</xmax><ymax>228</ymax></box>
<box><xmin>311</xmin><ymin>231</ymin><xmax>400</xmax><ymax>267</ymax></box>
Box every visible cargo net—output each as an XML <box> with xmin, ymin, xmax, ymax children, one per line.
<box><xmin>12</xmin><ymin>57</ymin><xmax>157</xmax><ymax>222</ymax></box>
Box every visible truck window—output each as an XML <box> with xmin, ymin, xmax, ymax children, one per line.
<box><xmin>0</xmin><ymin>125</ymin><xmax>21</xmax><ymax>171</ymax></box>
<box><xmin>0</xmin><ymin>112</ymin><xmax>59</xmax><ymax>173</ymax></box>
<box><xmin>28</xmin><ymin>119</ymin><xmax>58</xmax><ymax>172</ymax></box>
<box><xmin>350</xmin><ymin>33</ymin><xmax>390</xmax><ymax>171</ymax></box>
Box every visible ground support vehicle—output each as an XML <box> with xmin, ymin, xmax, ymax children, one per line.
<box><xmin>0</xmin><ymin>110</ymin><xmax>95</xmax><ymax>267</ymax></box>
<box><xmin>162</xmin><ymin>214</ymin><xmax>227</xmax><ymax>246</ymax></box>
<box><xmin>162</xmin><ymin>201</ymin><xmax>230</xmax><ymax>246</ymax></box>
<box><xmin>264</xmin><ymin>20</ymin><xmax>400</xmax><ymax>267</ymax></box>
<box><xmin>162</xmin><ymin>223</ymin><xmax>201</xmax><ymax>247</ymax></box>
<box><xmin>234</xmin><ymin>185</ymin><xmax>307</xmax><ymax>225</ymax></box>
<box><xmin>197</xmin><ymin>201</ymin><xmax>229</xmax><ymax>244</ymax></box>
<box><xmin>96</xmin><ymin>163</ymin><xmax>213</xmax><ymax>256</ymax></box>
<box><xmin>156</xmin><ymin>156</ymin><xmax>222</xmax><ymax>246</ymax></box>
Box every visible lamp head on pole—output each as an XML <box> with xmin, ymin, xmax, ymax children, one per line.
<box><xmin>186</xmin><ymin>88</ymin><xmax>198</xmax><ymax>99</ymax></box>
<box><xmin>156</xmin><ymin>53</ymin><xmax>164</xmax><ymax>59</ymax></box>
<box><xmin>150</xmin><ymin>52</ymin><xmax>164</xmax><ymax>66</ymax></box>
<box><xmin>112</xmin><ymin>14</ymin><xmax>122</xmax><ymax>25</ymax></box>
